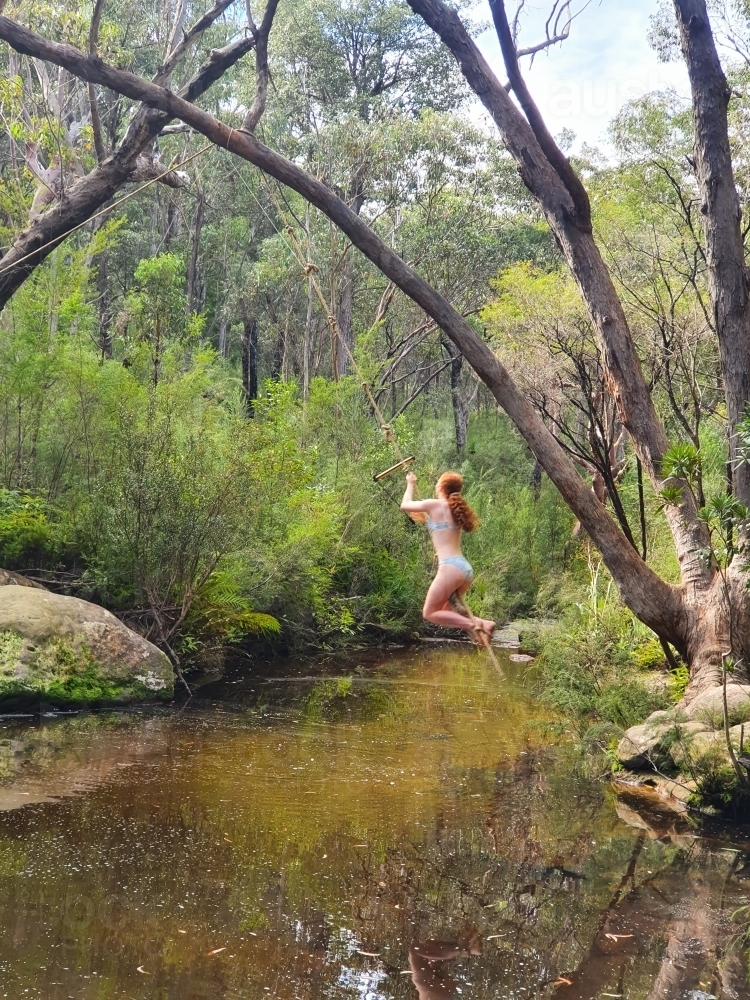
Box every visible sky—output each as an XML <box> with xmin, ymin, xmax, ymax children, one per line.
<box><xmin>472</xmin><ymin>0</ymin><xmax>690</xmax><ymax>152</ymax></box>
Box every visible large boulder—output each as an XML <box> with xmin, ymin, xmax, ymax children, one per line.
<box><xmin>616</xmin><ymin>716</ymin><xmax>708</xmax><ymax>770</ymax></box>
<box><xmin>683</xmin><ymin>684</ymin><xmax>750</xmax><ymax>727</ymax></box>
<box><xmin>0</xmin><ymin>588</ymin><xmax>173</xmax><ymax>705</ymax></box>
<box><xmin>617</xmin><ymin>720</ymin><xmax>675</xmax><ymax>770</ymax></box>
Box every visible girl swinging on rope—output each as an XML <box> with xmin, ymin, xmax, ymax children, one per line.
<box><xmin>401</xmin><ymin>471</ymin><xmax>495</xmax><ymax>644</ymax></box>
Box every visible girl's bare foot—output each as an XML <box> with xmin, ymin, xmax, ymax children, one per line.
<box><xmin>471</xmin><ymin>622</ymin><xmax>494</xmax><ymax>648</ymax></box>
<box><xmin>471</xmin><ymin>626</ymin><xmax>488</xmax><ymax>648</ymax></box>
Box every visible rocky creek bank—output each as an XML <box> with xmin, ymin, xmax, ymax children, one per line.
<box><xmin>616</xmin><ymin>683</ymin><xmax>750</xmax><ymax>811</ymax></box>
<box><xmin>0</xmin><ymin>577</ymin><xmax>173</xmax><ymax>707</ymax></box>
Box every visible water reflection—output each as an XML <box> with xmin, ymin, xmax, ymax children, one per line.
<box><xmin>408</xmin><ymin>937</ymin><xmax>482</xmax><ymax>999</ymax></box>
<box><xmin>0</xmin><ymin>645</ymin><xmax>748</xmax><ymax>998</ymax></box>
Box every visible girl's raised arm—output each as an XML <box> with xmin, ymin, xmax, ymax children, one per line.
<box><xmin>400</xmin><ymin>473</ymin><xmax>439</xmax><ymax>522</ymax></box>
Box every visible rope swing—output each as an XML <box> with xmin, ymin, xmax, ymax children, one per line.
<box><xmin>259</xmin><ymin>178</ymin><xmax>503</xmax><ymax>676</ymax></box>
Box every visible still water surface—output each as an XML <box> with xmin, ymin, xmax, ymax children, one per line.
<box><xmin>0</xmin><ymin>644</ymin><xmax>749</xmax><ymax>999</ymax></box>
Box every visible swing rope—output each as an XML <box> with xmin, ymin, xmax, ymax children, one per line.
<box><xmin>256</xmin><ymin>176</ymin><xmax>502</xmax><ymax>673</ymax></box>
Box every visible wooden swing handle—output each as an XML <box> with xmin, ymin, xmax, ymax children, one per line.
<box><xmin>372</xmin><ymin>455</ymin><xmax>416</xmax><ymax>482</ymax></box>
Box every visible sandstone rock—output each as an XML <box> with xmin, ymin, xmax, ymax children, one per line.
<box><xmin>617</xmin><ymin>717</ymin><xmax>708</xmax><ymax>770</ymax></box>
<box><xmin>0</xmin><ymin>568</ymin><xmax>46</xmax><ymax>590</ymax></box>
<box><xmin>670</xmin><ymin>723</ymin><xmax>750</xmax><ymax>768</ymax></box>
<box><xmin>683</xmin><ymin>684</ymin><xmax>750</xmax><ymax>727</ymax></box>
<box><xmin>617</xmin><ymin>721</ymin><xmax>673</xmax><ymax>770</ymax></box>
<box><xmin>642</xmin><ymin>710</ymin><xmax>673</xmax><ymax>726</ymax></box>
<box><xmin>0</xmin><ymin>587</ymin><xmax>173</xmax><ymax>705</ymax></box>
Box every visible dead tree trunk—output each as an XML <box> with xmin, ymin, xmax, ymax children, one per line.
<box><xmin>442</xmin><ymin>338</ymin><xmax>468</xmax><ymax>451</ymax></box>
<box><xmin>239</xmin><ymin>298</ymin><xmax>258</xmax><ymax>417</ymax></box>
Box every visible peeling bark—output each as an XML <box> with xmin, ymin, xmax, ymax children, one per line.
<box><xmin>673</xmin><ymin>1</ymin><xmax>750</xmax><ymax>519</ymax></box>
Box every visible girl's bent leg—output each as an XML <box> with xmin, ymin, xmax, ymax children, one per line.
<box><xmin>452</xmin><ymin>578</ymin><xmax>495</xmax><ymax>639</ymax></box>
<box><xmin>423</xmin><ymin>569</ymin><xmax>476</xmax><ymax>632</ymax></box>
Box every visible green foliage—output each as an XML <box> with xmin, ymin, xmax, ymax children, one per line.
<box><xmin>661</xmin><ymin>441</ymin><xmax>701</xmax><ymax>485</ymax></box>
<box><xmin>180</xmin><ymin>571</ymin><xmax>280</xmax><ymax>659</ymax></box>
<box><xmin>632</xmin><ymin>638</ymin><xmax>666</xmax><ymax>671</ymax></box>
<box><xmin>0</xmin><ymin>489</ymin><xmax>59</xmax><ymax>568</ymax></box>
<box><xmin>123</xmin><ymin>254</ymin><xmax>203</xmax><ymax>384</ymax></box>
<box><xmin>668</xmin><ymin>663</ymin><xmax>690</xmax><ymax>700</ymax></box>
<box><xmin>531</xmin><ymin>564</ymin><xmax>670</xmax><ymax>740</ymax></box>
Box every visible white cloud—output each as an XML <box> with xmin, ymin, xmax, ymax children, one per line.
<box><xmin>471</xmin><ymin>0</ymin><xmax>690</xmax><ymax>151</ymax></box>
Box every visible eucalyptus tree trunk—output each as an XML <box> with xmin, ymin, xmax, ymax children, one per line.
<box><xmin>95</xmin><ymin>247</ymin><xmax>112</xmax><ymax>359</ymax></box>
<box><xmin>335</xmin><ymin>181</ymin><xmax>365</xmax><ymax>378</ymax></box>
<box><xmin>186</xmin><ymin>189</ymin><xmax>205</xmax><ymax>313</ymax></box>
<box><xmin>442</xmin><ymin>338</ymin><xmax>468</xmax><ymax>452</ymax></box>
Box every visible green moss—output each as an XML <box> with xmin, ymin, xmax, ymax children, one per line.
<box><xmin>28</xmin><ymin>637</ymin><xmax>80</xmax><ymax>686</ymax></box>
<box><xmin>0</xmin><ymin>630</ymin><xmax>23</xmax><ymax>677</ymax></box>
<box><xmin>44</xmin><ymin>662</ymin><xmax>129</xmax><ymax>705</ymax></box>
<box><xmin>0</xmin><ymin>633</ymin><xmax>172</xmax><ymax>707</ymax></box>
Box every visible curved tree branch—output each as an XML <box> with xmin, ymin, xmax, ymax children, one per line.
<box><xmin>0</xmin><ymin>32</ymin><xmax>256</xmax><ymax>307</ymax></box>
<box><xmin>242</xmin><ymin>0</ymin><xmax>280</xmax><ymax>132</ymax></box>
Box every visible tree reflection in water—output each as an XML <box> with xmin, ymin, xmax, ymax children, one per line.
<box><xmin>408</xmin><ymin>936</ymin><xmax>482</xmax><ymax>999</ymax></box>
<box><xmin>0</xmin><ymin>647</ymin><xmax>749</xmax><ymax>998</ymax></box>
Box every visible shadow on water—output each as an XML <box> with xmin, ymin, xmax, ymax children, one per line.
<box><xmin>0</xmin><ymin>643</ymin><xmax>749</xmax><ymax>998</ymax></box>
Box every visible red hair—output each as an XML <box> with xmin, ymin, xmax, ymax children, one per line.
<box><xmin>438</xmin><ymin>472</ymin><xmax>479</xmax><ymax>532</ymax></box>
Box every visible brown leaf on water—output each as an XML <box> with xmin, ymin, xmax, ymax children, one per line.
<box><xmin>355</xmin><ymin>950</ymin><xmax>380</xmax><ymax>957</ymax></box>
<box><xmin>207</xmin><ymin>947</ymin><xmax>226</xmax><ymax>956</ymax></box>
<box><xmin>178</xmin><ymin>929</ymin><xmax>187</xmax><ymax>934</ymax></box>
<box><xmin>553</xmin><ymin>978</ymin><xmax>572</xmax><ymax>987</ymax></box>
<box><xmin>604</xmin><ymin>933</ymin><xmax>633</xmax><ymax>942</ymax></box>
<box><xmin>137</xmin><ymin>966</ymin><xmax>149</xmax><ymax>974</ymax></box>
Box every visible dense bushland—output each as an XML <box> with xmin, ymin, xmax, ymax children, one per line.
<box><xmin>0</xmin><ymin>239</ymin><xmax>575</xmax><ymax>668</ymax></box>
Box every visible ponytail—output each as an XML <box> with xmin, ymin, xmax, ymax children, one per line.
<box><xmin>438</xmin><ymin>472</ymin><xmax>479</xmax><ymax>532</ymax></box>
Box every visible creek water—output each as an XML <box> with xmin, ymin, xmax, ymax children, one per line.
<box><xmin>0</xmin><ymin>644</ymin><xmax>750</xmax><ymax>999</ymax></box>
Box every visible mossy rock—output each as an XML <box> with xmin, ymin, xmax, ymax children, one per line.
<box><xmin>616</xmin><ymin>714</ymin><xmax>708</xmax><ymax>770</ymax></box>
<box><xmin>0</xmin><ymin>588</ymin><xmax>173</xmax><ymax>707</ymax></box>
<box><xmin>683</xmin><ymin>684</ymin><xmax>750</xmax><ymax>728</ymax></box>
